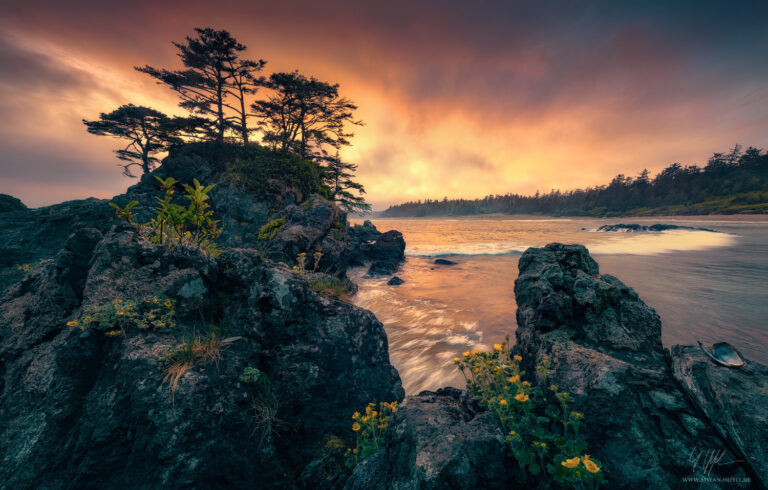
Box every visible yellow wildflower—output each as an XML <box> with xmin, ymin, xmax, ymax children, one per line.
<box><xmin>493</xmin><ymin>343</ymin><xmax>503</xmax><ymax>351</ymax></box>
<box><xmin>508</xmin><ymin>375</ymin><xmax>520</xmax><ymax>383</ymax></box>
<box><xmin>571</xmin><ymin>411</ymin><xmax>583</xmax><ymax>420</ymax></box>
<box><xmin>352</xmin><ymin>422</ymin><xmax>361</xmax><ymax>432</ymax></box>
<box><xmin>453</xmin><ymin>357</ymin><xmax>461</xmax><ymax>362</ymax></box>
<box><xmin>473</xmin><ymin>368</ymin><xmax>479</xmax><ymax>374</ymax></box>
<box><xmin>352</xmin><ymin>448</ymin><xmax>357</xmax><ymax>454</ymax></box>
<box><xmin>583</xmin><ymin>456</ymin><xmax>600</xmax><ymax>473</ymax></box>
<box><xmin>117</xmin><ymin>311</ymin><xmax>124</xmax><ymax>316</ymax></box>
<box><xmin>499</xmin><ymin>399</ymin><xmax>507</xmax><ymax>406</ymax></box>
<box><xmin>522</xmin><ymin>381</ymin><xmax>531</xmax><ymax>387</ymax></box>
<box><xmin>352</xmin><ymin>412</ymin><xmax>360</xmax><ymax>419</ymax></box>
<box><xmin>513</xmin><ymin>355</ymin><xmax>523</xmax><ymax>362</ymax></box>
<box><xmin>462</xmin><ymin>351</ymin><xmax>470</xmax><ymax>357</ymax></box>
<box><xmin>105</xmin><ymin>330</ymin><xmax>120</xmax><ymax>337</ymax></box>
<box><xmin>164</xmin><ymin>299</ymin><xmax>173</xmax><ymax>308</ymax></box>
<box><xmin>371</xmin><ymin>411</ymin><xmax>378</xmax><ymax>417</ymax></box>
<box><xmin>153</xmin><ymin>298</ymin><xmax>159</xmax><ymax>303</ymax></box>
<box><xmin>550</xmin><ymin>384</ymin><xmax>558</xmax><ymax>391</ymax></box>
<box><xmin>562</xmin><ymin>457</ymin><xmax>580</xmax><ymax>469</ymax></box>
<box><xmin>515</xmin><ymin>393</ymin><xmax>529</xmax><ymax>403</ymax></box>
<box><xmin>471</xmin><ymin>349</ymin><xmax>482</xmax><ymax>355</ymax></box>
<box><xmin>66</xmin><ymin>320</ymin><xmax>78</xmax><ymax>327</ymax></box>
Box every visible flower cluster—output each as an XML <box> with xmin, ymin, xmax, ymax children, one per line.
<box><xmin>344</xmin><ymin>401</ymin><xmax>398</xmax><ymax>467</ymax></box>
<box><xmin>454</xmin><ymin>335</ymin><xmax>603</xmax><ymax>488</ymax></box>
<box><xmin>66</xmin><ymin>296</ymin><xmax>176</xmax><ymax>336</ymax></box>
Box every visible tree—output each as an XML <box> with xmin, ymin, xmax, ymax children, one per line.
<box><xmin>227</xmin><ymin>59</ymin><xmax>266</xmax><ymax>146</ymax></box>
<box><xmin>251</xmin><ymin>71</ymin><xmax>362</xmax><ymax>158</ymax></box>
<box><xmin>83</xmin><ymin>104</ymin><xmax>185</xmax><ymax>176</ymax></box>
<box><xmin>320</xmin><ymin>152</ymin><xmax>370</xmax><ymax>213</ymax></box>
<box><xmin>136</xmin><ymin>28</ymin><xmax>263</xmax><ymax>145</ymax></box>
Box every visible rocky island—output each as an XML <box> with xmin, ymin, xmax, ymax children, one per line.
<box><xmin>1</xmin><ymin>146</ymin><xmax>766</xmax><ymax>489</ymax></box>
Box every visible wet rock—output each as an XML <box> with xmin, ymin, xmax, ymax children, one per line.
<box><xmin>363</xmin><ymin>231</ymin><xmax>406</xmax><ymax>277</ymax></box>
<box><xmin>597</xmin><ymin>223</ymin><xmax>718</xmax><ymax>233</ymax></box>
<box><xmin>344</xmin><ymin>387</ymin><xmax>512</xmax><ymax>489</ymax></box>
<box><xmin>0</xmin><ymin>229</ymin><xmax>403</xmax><ymax>489</ymax></box>
<box><xmin>670</xmin><ymin>345</ymin><xmax>768</xmax><ymax>487</ymax></box>
<box><xmin>387</xmin><ymin>276</ymin><xmax>405</xmax><ymax>286</ymax></box>
<box><xmin>513</xmin><ymin>243</ymin><xmax>748</xmax><ymax>488</ymax></box>
<box><xmin>433</xmin><ymin>258</ymin><xmax>457</xmax><ymax>265</ymax></box>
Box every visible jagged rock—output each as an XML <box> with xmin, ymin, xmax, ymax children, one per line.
<box><xmin>387</xmin><ymin>276</ymin><xmax>405</xmax><ymax>286</ymax></box>
<box><xmin>0</xmin><ymin>198</ymin><xmax>116</xmax><ymax>291</ymax></box>
<box><xmin>433</xmin><ymin>259</ymin><xmax>457</xmax><ymax>265</ymax></box>
<box><xmin>513</xmin><ymin>243</ymin><xmax>748</xmax><ymax>488</ymax></box>
<box><xmin>0</xmin><ymin>229</ymin><xmax>403</xmax><ymax>489</ymax></box>
<box><xmin>0</xmin><ymin>194</ymin><xmax>28</xmax><ymax>213</ymax></box>
<box><xmin>344</xmin><ymin>388</ymin><xmax>511</xmax><ymax>489</ymax></box>
<box><xmin>670</xmin><ymin>345</ymin><xmax>768</xmax><ymax>487</ymax></box>
<box><xmin>263</xmin><ymin>195</ymin><xmax>350</xmax><ymax>272</ymax></box>
<box><xmin>363</xmin><ymin>231</ymin><xmax>406</xmax><ymax>276</ymax></box>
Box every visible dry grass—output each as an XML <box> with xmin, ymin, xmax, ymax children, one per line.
<box><xmin>161</xmin><ymin>331</ymin><xmax>223</xmax><ymax>400</ymax></box>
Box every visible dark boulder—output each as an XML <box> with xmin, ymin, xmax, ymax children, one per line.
<box><xmin>670</xmin><ymin>345</ymin><xmax>768</xmax><ymax>487</ymax></box>
<box><xmin>0</xmin><ymin>229</ymin><xmax>403</xmax><ymax>489</ymax></box>
<box><xmin>0</xmin><ymin>194</ymin><xmax>28</xmax><ymax>213</ymax></box>
<box><xmin>363</xmin><ymin>231</ymin><xmax>406</xmax><ymax>276</ymax></box>
<box><xmin>433</xmin><ymin>258</ymin><xmax>457</xmax><ymax>265</ymax></box>
<box><xmin>513</xmin><ymin>243</ymin><xmax>748</xmax><ymax>488</ymax></box>
<box><xmin>344</xmin><ymin>388</ymin><xmax>511</xmax><ymax>489</ymax></box>
<box><xmin>597</xmin><ymin>223</ymin><xmax>718</xmax><ymax>233</ymax></box>
<box><xmin>387</xmin><ymin>276</ymin><xmax>405</xmax><ymax>286</ymax></box>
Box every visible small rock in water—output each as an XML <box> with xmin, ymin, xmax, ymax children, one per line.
<box><xmin>387</xmin><ymin>276</ymin><xmax>405</xmax><ymax>286</ymax></box>
<box><xmin>434</xmin><ymin>258</ymin><xmax>457</xmax><ymax>265</ymax></box>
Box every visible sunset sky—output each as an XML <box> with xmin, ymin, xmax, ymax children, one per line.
<box><xmin>1</xmin><ymin>0</ymin><xmax>767</xmax><ymax>209</ymax></box>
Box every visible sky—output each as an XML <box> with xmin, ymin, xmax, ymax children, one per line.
<box><xmin>1</xmin><ymin>1</ymin><xmax>767</xmax><ymax>210</ymax></box>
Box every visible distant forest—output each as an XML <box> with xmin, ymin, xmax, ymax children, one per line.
<box><xmin>381</xmin><ymin>145</ymin><xmax>768</xmax><ymax>217</ymax></box>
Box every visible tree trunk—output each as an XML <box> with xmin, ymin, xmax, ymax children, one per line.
<box><xmin>217</xmin><ymin>80</ymin><xmax>224</xmax><ymax>144</ymax></box>
<box><xmin>240</xmin><ymin>87</ymin><xmax>248</xmax><ymax>147</ymax></box>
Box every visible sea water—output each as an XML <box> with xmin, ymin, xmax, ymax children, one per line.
<box><xmin>349</xmin><ymin>215</ymin><xmax>768</xmax><ymax>394</ymax></box>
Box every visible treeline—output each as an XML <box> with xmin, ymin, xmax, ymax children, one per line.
<box><xmin>83</xmin><ymin>28</ymin><xmax>368</xmax><ymax>212</ymax></box>
<box><xmin>382</xmin><ymin>145</ymin><xmax>768</xmax><ymax>217</ymax></box>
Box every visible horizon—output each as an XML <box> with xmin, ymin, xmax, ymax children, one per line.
<box><xmin>2</xmin><ymin>0</ymin><xmax>768</xmax><ymax>210</ymax></box>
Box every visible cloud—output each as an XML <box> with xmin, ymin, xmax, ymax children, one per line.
<box><xmin>1</xmin><ymin>0</ymin><xmax>767</xmax><ymax>208</ymax></box>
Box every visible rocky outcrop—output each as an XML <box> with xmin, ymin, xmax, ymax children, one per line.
<box><xmin>433</xmin><ymin>259</ymin><xmax>457</xmax><ymax>265</ymax></box>
<box><xmin>597</xmin><ymin>223</ymin><xmax>718</xmax><ymax>233</ymax></box>
<box><xmin>0</xmin><ymin>227</ymin><xmax>403</xmax><ymax>489</ymax></box>
<box><xmin>387</xmin><ymin>276</ymin><xmax>404</xmax><ymax>286</ymax></box>
<box><xmin>513</xmin><ymin>243</ymin><xmax>749</xmax><ymax>488</ymax></box>
<box><xmin>344</xmin><ymin>388</ymin><xmax>511</xmax><ymax>490</ymax></box>
<box><xmin>0</xmin><ymin>194</ymin><xmax>28</xmax><ymax>213</ymax></box>
<box><xmin>670</xmin><ymin>345</ymin><xmax>768</xmax><ymax>487</ymax></box>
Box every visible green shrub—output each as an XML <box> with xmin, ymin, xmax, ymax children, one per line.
<box><xmin>240</xmin><ymin>366</ymin><xmax>279</xmax><ymax>446</ymax></box>
<box><xmin>67</xmin><ymin>297</ymin><xmax>176</xmax><ymax>336</ymax></box>
<box><xmin>455</xmin><ymin>337</ymin><xmax>603</xmax><ymax>488</ymax></box>
<box><xmin>110</xmin><ymin>176</ymin><xmax>222</xmax><ymax>256</ymax></box>
<box><xmin>308</xmin><ymin>274</ymin><xmax>352</xmax><ymax>298</ymax></box>
<box><xmin>257</xmin><ymin>217</ymin><xmax>285</xmax><ymax>240</ymax></box>
<box><xmin>345</xmin><ymin>401</ymin><xmax>398</xmax><ymax>467</ymax></box>
<box><xmin>223</xmin><ymin>147</ymin><xmax>329</xmax><ymax>201</ymax></box>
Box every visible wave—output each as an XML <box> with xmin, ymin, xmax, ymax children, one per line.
<box><xmin>405</xmin><ymin>242</ymin><xmax>529</xmax><ymax>257</ymax></box>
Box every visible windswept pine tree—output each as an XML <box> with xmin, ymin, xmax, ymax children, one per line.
<box><xmin>321</xmin><ymin>153</ymin><xmax>370</xmax><ymax>213</ymax></box>
<box><xmin>251</xmin><ymin>71</ymin><xmax>362</xmax><ymax>159</ymax></box>
<box><xmin>136</xmin><ymin>28</ymin><xmax>265</xmax><ymax>145</ymax></box>
<box><xmin>82</xmin><ymin>105</ymin><xmax>190</xmax><ymax>176</ymax></box>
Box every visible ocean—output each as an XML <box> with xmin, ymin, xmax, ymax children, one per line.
<box><xmin>349</xmin><ymin>215</ymin><xmax>768</xmax><ymax>394</ymax></box>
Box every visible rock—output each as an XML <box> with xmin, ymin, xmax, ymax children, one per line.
<box><xmin>0</xmin><ymin>194</ymin><xmax>28</xmax><ymax>213</ymax></box>
<box><xmin>513</xmin><ymin>243</ymin><xmax>748</xmax><ymax>488</ymax></box>
<box><xmin>387</xmin><ymin>276</ymin><xmax>405</xmax><ymax>286</ymax></box>
<box><xmin>597</xmin><ymin>223</ymin><xmax>718</xmax><ymax>233</ymax></box>
<box><xmin>0</xmin><ymin>229</ymin><xmax>404</xmax><ymax>489</ymax></box>
<box><xmin>344</xmin><ymin>387</ymin><xmax>512</xmax><ymax>489</ymax></box>
<box><xmin>670</xmin><ymin>345</ymin><xmax>768</xmax><ymax>487</ymax></box>
<box><xmin>363</xmin><ymin>231</ymin><xmax>406</xmax><ymax>276</ymax></box>
<box><xmin>433</xmin><ymin>259</ymin><xmax>457</xmax><ymax>265</ymax></box>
